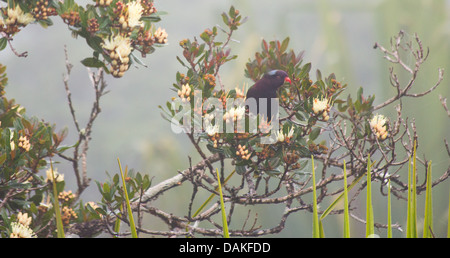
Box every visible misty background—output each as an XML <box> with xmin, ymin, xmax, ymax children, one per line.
<box><xmin>1</xmin><ymin>0</ymin><xmax>449</xmax><ymax>237</ymax></box>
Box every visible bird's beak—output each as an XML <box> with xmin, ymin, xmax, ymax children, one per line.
<box><xmin>284</xmin><ymin>77</ymin><xmax>292</xmax><ymax>84</ymax></box>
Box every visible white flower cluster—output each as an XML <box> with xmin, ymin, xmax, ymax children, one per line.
<box><xmin>275</xmin><ymin>127</ymin><xmax>295</xmax><ymax>143</ymax></box>
<box><xmin>10</xmin><ymin>212</ymin><xmax>36</xmax><ymax>238</ymax></box>
<box><xmin>4</xmin><ymin>6</ymin><xmax>35</xmax><ymax>26</ymax></box>
<box><xmin>126</xmin><ymin>1</ymin><xmax>144</xmax><ymax>28</ymax></box>
<box><xmin>223</xmin><ymin>106</ymin><xmax>246</xmax><ymax>124</ymax></box>
<box><xmin>370</xmin><ymin>114</ymin><xmax>388</xmax><ymax>140</ymax></box>
<box><xmin>46</xmin><ymin>167</ymin><xmax>65</xmax><ymax>183</ymax></box>
<box><xmin>177</xmin><ymin>84</ymin><xmax>192</xmax><ymax>103</ymax></box>
<box><xmin>312</xmin><ymin>97</ymin><xmax>331</xmax><ymax>121</ymax></box>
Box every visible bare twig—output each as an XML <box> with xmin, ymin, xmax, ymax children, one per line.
<box><xmin>440</xmin><ymin>95</ymin><xmax>450</xmax><ymax>117</ymax></box>
<box><xmin>59</xmin><ymin>47</ymin><xmax>108</xmax><ymax>198</ymax></box>
<box><xmin>373</xmin><ymin>31</ymin><xmax>443</xmax><ymax>111</ymax></box>
<box><xmin>0</xmin><ymin>32</ymin><xmax>28</xmax><ymax>57</ymax></box>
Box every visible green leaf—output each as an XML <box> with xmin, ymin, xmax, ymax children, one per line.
<box><xmin>0</xmin><ymin>153</ymin><xmax>6</xmax><ymax>166</ymax></box>
<box><xmin>316</xmin><ymin>69</ymin><xmax>322</xmax><ymax>81</ymax></box>
<box><xmin>187</xmin><ymin>170</ymin><xmax>235</xmax><ymax>234</ymax></box>
<box><xmin>319</xmin><ymin>163</ymin><xmax>365</xmax><ymax>234</ymax></box>
<box><xmin>86</xmin><ymin>36</ymin><xmax>104</xmax><ymax>54</ymax></box>
<box><xmin>387</xmin><ymin>179</ymin><xmax>392</xmax><ymax>238</ymax></box>
<box><xmin>81</xmin><ymin>57</ymin><xmax>105</xmax><ymax>68</ymax></box>
<box><xmin>309</xmin><ymin>127</ymin><xmax>320</xmax><ymax>141</ymax></box>
<box><xmin>366</xmin><ymin>155</ymin><xmax>374</xmax><ymax>238</ymax></box>
<box><xmin>407</xmin><ymin>140</ymin><xmax>418</xmax><ymax>238</ymax></box>
<box><xmin>280</xmin><ymin>37</ymin><xmax>290</xmax><ymax>53</ymax></box>
<box><xmin>216</xmin><ymin>168</ymin><xmax>229</xmax><ymax>238</ymax></box>
<box><xmin>235</xmin><ymin>165</ymin><xmax>246</xmax><ymax>175</ymax></box>
<box><xmin>117</xmin><ymin>158</ymin><xmax>138</xmax><ymax>238</ymax></box>
<box><xmin>311</xmin><ymin>155</ymin><xmax>320</xmax><ymax>238</ymax></box>
<box><xmin>0</xmin><ymin>38</ymin><xmax>7</xmax><ymax>51</ymax></box>
<box><xmin>221</xmin><ymin>12</ymin><xmax>229</xmax><ymax>26</ymax></box>
<box><xmin>343</xmin><ymin>160</ymin><xmax>350</xmax><ymax>238</ymax></box>
<box><xmin>423</xmin><ymin>161</ymin><xmax>433</xmax><ymax>238</ymax></box>
<box><xmin>130</xmin><ymin>52</ymin><xmax>148</xmax><ymax>67</ymax></box>
<box><xmin>50</xmin><ymin>160</ymin><xmax>65</xmax><ymax>238</ymax></box>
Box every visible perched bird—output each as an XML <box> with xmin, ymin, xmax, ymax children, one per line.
<box><xmin>245</xmin><ymin>70</ymin><xmax>291</xmax><ymax>122</ymax></box>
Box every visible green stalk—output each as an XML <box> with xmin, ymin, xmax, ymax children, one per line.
<box><xmin>320</xmin><ymin>174</ymin><xmax>364</xmax><ymax>219</ymax></box>
<box><xmin>216</xmin><ymin>168</ymin><xmax>229</xmax><ymax>238</ymax></box>
<box><xmin>423</xmin><ymin>161</ymin><xmax>433</xmax><ymax>238</ymax></box>
<box><xmin>50</xmin><ymin>160</ymin><xmax>65</xmax><ymax>238</ymax></box>
<box><xmin>186</xmin><ymin>170</ymin><xmax>235</xmax><ymax>235</ymax></box>
<box><xmin>343</xmin><ymin>160</ymin><xmax>350</xmax><ymax>238</ymax></box>
<box><xmin>387</xmin><ymin>179</ymin><xmax>392</xmax><ymax>238</ymax></box>
<box><xmin>192</xmin><ymin>170</ymin><xmax>235</xmax><ymax>218</ymax></box>
<box><xmin>406</xmin><ymin>157</ymin><xmax>412</xmax><ymax>238</ymax></box>
<box><xmin>407</xmin><ymin>141</ymin><xmax>418</xmax><ymax>238</ymax></box>
<box><xmin>412</xmin><ymin>141</ymin><xmax>418</xmax><ymax>237</ymax></box>
<box><xmin>117</xmin><ymin>158</ymin><xmax>138</xmax><ymax>238</ymax></box>
<box><xmin>311</xmin><ymin>155</ymin><xmax>320</xmax><ymax>238</ymax></box>
<box><xmin>365</xmin><ymin>155</ymin><xmax>374</xmax><ymax>237</ymax></box>
<box><xmin>113</xmin><ymin>203</ymin><xmax>123</xmax><ymax>238</ymax></box>
<box><xmin>319</xmin><ymin>163</ymin><xmax>366</xmax><ymax>237</ymax></box>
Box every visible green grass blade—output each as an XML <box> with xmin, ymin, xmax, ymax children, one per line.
<box><xmin>366</xmin><ymin>155</ymin><xmax>374</xmax><ymax>237</ymax></box>
<box><xmin>412</xmin><ymin>141</ymin><xmax>418</xmax><ymax>238</ymax></box>
<box><xmin>406</xmin><ymin>157</ymin><xmax>412</xmax><ymax>238</ymax></box>
<box><xmin>387</xmin><ymin>179</ymin><xmax>392</xmax><ymax>238</ymax></box>
<box><xmin>192</xmin><ymin>170</ymin><xmax>235</xmax><ymax>219</ymax></box>
<box><xmin>113</xmin><ymin>203</ymin><xmax>123</xmax><ymax>238</ymax></box>
<box><xmin>320</xmin><ymin>172</ymin><xmax>364</xmax><ymax>220</ymax></box>
<box><xmin>407</xmin><ymin>141</ymin><xmax>418</xmax><ymax>238</ymax></box>
<box><xmin>216</xmin><ymin>168</ymin><xmax>229</xmax><ymax>238</ymax></box>
<box><xmin>343</xmin><ymin>160</ymin><xmax>350</xmax><ymax>238</ymax></box>
<box><xmin>318</xmin><ymin>161</ymin><xmax>366</xmax><ymax>237</ymax></box>
<box><xmin>423</xmin><ymin>161</ymin><xmax>433</xmax><ymax>238</ymax></box>
<box><xmin>311</xmin><ymin>155</ymin><xmax>321</xmax><ymax>238</ymax></box>
<box><xmin>117</xmin><ymin>158</ymin><xmax>138</xmax><ymax>238</ymax></box>
<box><xmin>50</xmin><ymin>160</ymin><xmax>65</xmax><ymax>238</ymax></box>
<box><xmin>186</xmin><ymin>170</ymin><xmax>235</xmax><ymax>235</ymax></box>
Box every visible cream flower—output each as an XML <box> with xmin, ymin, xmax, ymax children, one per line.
<box><xmin>7</xmin><ymin>5</ymin><xmax>35</xmax><ymax>25</ymax></box>
<box><xmin>102</xmin><ymin>35</ymin><xmax>132</xmax><ymax>62</ymax></box>
<box><xmin>235</xmin><ymin>86</ymin><xmax>245</xmax><ymax>98</ymax></box>
<box><xmin>224</xmin><ymin>106</ymin><xmax>246</xmax><ymax>123</ymax></box>
<box><xmin>312</xmin><ymin>97</ymin><xmax>331</xmax><ymax>121</ymax></box>
<box><xmin>205</xmin><ymin>122</ymin><xmax>219</xmax><ymax>136</ymax></box>
<box><xmin>46</xmin><ymin>167</ymin><xmax>64</xmax><ymax>183</ymax></box>
<box><xmin>370</xmin><ymin>114</ymin><xmax>388</xmax><ymax>140</ymax></box>
<box><xmin>154</xmin><ymin>27</ymin><xmax>168</xmax><ymax>44</ymax></box>
<box><xmin>276</xmin><ymin>127</ymin><xmax>294</xmax><ymax>143</ymax></box>
<box><xmin>17</xmin><ymin>212</ymin><xmax>32</xmax><ymax>227</ymax></box>
<box><xmin>10</xmin><ymin>222</ymin><xmax>36</xmax><ymax>238</ymax></box>
<box><xmin>16</xmin><ymin>11</ymin><xmax>35</xmax><ymax>26</ymax></box>
<box><xmin>312</xmin><ymin>97</ymin><xmax>329</xmax><ymax>114</ymax></box>
<box><xmin>18</xmin><ymin>136</ymin><xmax>31</xmax><ymax>152</ymax></box>
<box><xmin>177</xmin><ymin>84</ymin><xmax>192</xmax><ymax>103</ymax></box>
<box><xmin>127</xmin><ymin>1</ymin><xmax>143</xmax><ymax>27</ymax></box>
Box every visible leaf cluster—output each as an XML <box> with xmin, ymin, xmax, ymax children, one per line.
<box><xmin>1</xmin><ymin>0</ymin><xmax>167</xmax><ymax>77</ymax></box>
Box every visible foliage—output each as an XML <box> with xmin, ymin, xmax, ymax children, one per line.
<box><xmin>0</xmin><ymin>64</ymin><xmax>77</xmax><ymax>237</ymax></box>
<box><xmin>152</xmin><ymin>6</ymin><xmax>449</xmax><ymax>238</ymax></box>
<box><xmin>1</xmin><ymin>3</ymin><xmax>449</xmax><ymax>238</ymax></box>
<box><xmin>0</xmin><ymin>0</ymin><xmax>167</xmax><ymax>77</ymax></box>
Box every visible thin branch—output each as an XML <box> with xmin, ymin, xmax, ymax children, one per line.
<box><xmin>0</xmin><ymin>32</ymin><xmax>28</xmax><ymax>57</ymax></box>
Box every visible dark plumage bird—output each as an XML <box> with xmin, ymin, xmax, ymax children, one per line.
<box><xmin>245</xmin><ymin>70</ymin><xmax>291</xmax><ymax>122</ymax></box>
